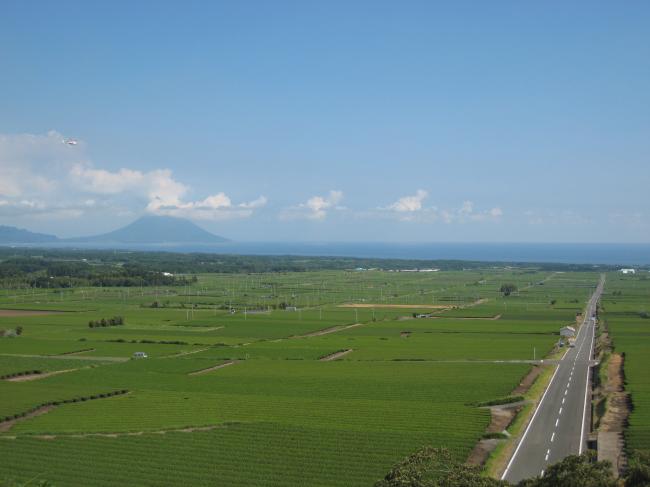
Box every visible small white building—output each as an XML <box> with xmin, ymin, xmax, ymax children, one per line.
<box><xmin>133</xmin><ymin>351</ymin><xmax>148</xmax><ymax>359</ymax></box>
<box><xmin>620</xmin><ymin>268</ymin><xmax>636</xmax><ymax>275</ymax></box>
<box><xmin>560</xmin><ymin>326</ymin><xmax>576</xmax><ymax>338</ymax></box>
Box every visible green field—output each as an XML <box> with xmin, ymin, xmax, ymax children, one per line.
<box><xmin>601</xmin><ymin>272</ymin><xmax>650</xmax><ymax>456</ymax></box>
<box><xmin>0</xmin><ymin>266</ymin><xmax>600</xmax><ymax>486</ymax></box>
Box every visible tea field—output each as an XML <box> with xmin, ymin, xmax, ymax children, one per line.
<box><xmin>600</xmin><ymin>272</ymin><xmax>650</xmax><ymax>455</ymax></box>
<box><xmin>0</xmin><ymin>267</ymin><xmax>600</xmax><ymax>486</ymax></box>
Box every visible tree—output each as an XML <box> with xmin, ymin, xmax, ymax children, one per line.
<box><xmin>15</xmin><ymin>326</ymin><xmax>23</xmax><ymax>336</ymax></box>
<box><xmin>374</xmin><ymin>447</ymin><xmax>506</xmax><ymax>487</ymax></box>
<box><xmin>500</xmin><ymin>284</ymin><xmax>518</xmax><ymax>297</ymax></box>
<box><xmin>625</xmin><ymin>450</ymin><xmax>650</xmax><ymax>487</ymax></box>
<box><xmin>516</xmin><ymin>452</ymin><xmax>616</xmax><ymax>487</ymax></box>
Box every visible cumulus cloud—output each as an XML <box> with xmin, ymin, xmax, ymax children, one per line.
<box><xmin>0</xmin><ymin>131</ymin><xmax>266</xmax><ymax>222</ymax></box>
<box><xmin>372</xmin><ymin>192</ymin><xmax>502</xmax><ymax>223</ymax></box>
<box><xmin>148</xmin><ymin>192</ymin><xmax>268</xmax><ymax>221</ymax></box>
<box><xmin>388</xmin><ymin>190</ymin><xmax>428</xmax><ymax>212</ymax></box>
<box><xmin>281</xmin><ymin>190</ymin><xmax>344</xmax><ymax>220</ymax></box>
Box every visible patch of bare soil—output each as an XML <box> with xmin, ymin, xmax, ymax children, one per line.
<box><xmin>470</xmin><ymin>365</ymin><xmax>543</xmax><ymax>471</ymax></box>
<box><xmin>0</xmin><ymin>309</ymin><xmax>65</xmax><ymax>317</ymax></box>
<box><xmin>400</xmin><ymin>331</ymin><xmax>411</xmax><ymax>337</ymax></box>
<box><xmin>467</xmin><ymin>405</ymin><xmax>521</xmax><ymax>466</ymax></box>
<box><xmin>4</xmin><ymin>424</ymin><xmax>231</xmax><ymax>441</ymax></box>
<box><xmin>5</xmin><ymin>369</ymin><xmax>77</xmax><ymax>382</ymax></box>
<box><xmin>601</xmin><ymin>354</ymin><xmax>630</xmax><ymax>432</ymax></box>
<box><xmin>320</xmin><ymin>349</ymin><xmax>353</xmax><ymax>361</ymax></box>
<box><xmin>188</xmin><ymin>360</ymin><xmax>237</xmax><ymax>376</ymax></box>
<box><xmin>512</xmin><ymin>365</ymin><xmax>543</xmax><ymax>396</ymax></box>
<box><xmin>0</xmin><ymin>405</ymin><xmax>55</xmax><ymax>433</ymax></box>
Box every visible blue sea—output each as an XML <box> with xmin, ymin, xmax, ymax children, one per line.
<box><xmin>28</xmin><ymin>241</ymin><xmax>650</xmax><ymax>266</ymax></box>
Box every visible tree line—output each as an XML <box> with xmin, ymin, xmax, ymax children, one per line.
<box><xmin>88</xmin><ymin>316</ymin><xmax>124</xmax><ymax>328</ymax></box>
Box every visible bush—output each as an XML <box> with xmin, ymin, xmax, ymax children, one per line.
<box><xmin>500</xmin><ymin>284</ymin><xmax>518</xmax><ymax>296</ymax></box>
<box><xmin>517</xmin><ymin>452</ymin><xmax>616</xmax><ymax>486</ymax></box>
<box><xmin>374</xmin><ymin>447</ymin><xmax>505</xmax><ymax>487</ymax></box>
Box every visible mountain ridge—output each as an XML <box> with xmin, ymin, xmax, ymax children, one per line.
<box><xmin>0</xmin><ymin>216</ymin><xmax>228</xmax><ymax>245</ymax></box>
<box><xmin>67</xmin><ymin>215</ymin><xmax>229</xmax><ymax>244</ymax></box>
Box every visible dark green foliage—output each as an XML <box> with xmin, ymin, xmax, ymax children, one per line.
<box><xmin>88</xmin><ymin>316</ymin><xmax>124</xmax><ymax>328</ymax></box>
<box><xmin>374</xmin><ymin>447</ymin><xmax>506</xmax><ymax>487</ymax></box>
<box><xmin>500</xmin><ymin>284</ymin><xmax>518</xmax><ymax>296</ymax></box>
<box><xmin>516</xmin><ymin>452</ymin><xmax>616</xmax><ymax>487</ymax></box>
<box><xmin>625</xmin><ymin>450</ymin><xmax>650</xmax><ymax>487</ymax></box>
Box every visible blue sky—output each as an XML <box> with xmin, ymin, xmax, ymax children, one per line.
<box><xmin>1</xmin><ymin>1</ymin><xmax>649</xmax><ymax>242</ymax></box>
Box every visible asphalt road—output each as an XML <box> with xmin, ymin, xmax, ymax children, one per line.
<box><xmin>502</xmin><ymin>277</ymin><xmax>605</xmax><ymax>483</ymax></box>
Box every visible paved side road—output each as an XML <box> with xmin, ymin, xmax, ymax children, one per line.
<box><xmin>502</xmin><ymin>276</ymin><xmax>605</xmax><ymax>483</ymax></box>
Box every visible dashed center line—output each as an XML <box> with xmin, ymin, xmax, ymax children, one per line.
<box><xmin>555</xmin><ymin>418</ymin><xmax>559</xmax><ymax>427</ymax></box>
<box><xmin>559</xmin><ymin>407</ymin><xmax>563</xmax><ymax>415</ymax></box>
<box><xmin>551</xmin><ymin>432</ymin><xmax>555</xmax><ymax>442</ymax></box>
<box><xmin>545</xmin><ymin>449</ymin><xmax>550</xmax><ymax>461</ymax></box>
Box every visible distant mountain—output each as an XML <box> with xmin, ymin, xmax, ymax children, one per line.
<box><xmin>0</xmin><ymin>225</ymin><xmax>59</xmax><ymax>244</ymax></box>
<box><xmin>68</xmin><ymin>216</ymin><xmax>229</xmax><ymax>244</ymax></box>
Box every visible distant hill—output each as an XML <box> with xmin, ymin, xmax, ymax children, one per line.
<box><xmin>0</xmin><ymin>225</ymin><xmax>59</xmax><ymax>244</ymax></box>
<box><xmin>68</xmin><ymin>215</ymin><xmax>229</xmax><ymax>244</ymax></box>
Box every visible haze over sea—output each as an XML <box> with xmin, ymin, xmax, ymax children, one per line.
<box><xmin>32</xmin><ymin>242</ymin><xmax>650</xmax><ymax>266</ymax></box>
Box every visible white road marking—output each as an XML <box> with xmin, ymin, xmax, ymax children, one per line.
<box><xmin>562</xmin><ymin>397</ymin><xmax>565</xmax><ymax>405</ymax></box>
<box><xmin>551</xmin><ymin>432</ymin><xmax>555</xmax><ymax>442</ymax></box>
<box><xmin>545</xmin><ymin>449</ymin><xmax>550</xmax><ymax>461</ymax></box>
<box><xmin>500</xmin><ymin>362</ymin><xmax>563</xmax><ymax>480</ymax></box>
<box><xmin>559</xmin><ymin>407</ymin><xmax>563</xmax><ymax>415</ymax></box>
<box><xmin>555</xmin><ymin>418</ymin><xmax>559</xmax><ymax>427</ymax></box>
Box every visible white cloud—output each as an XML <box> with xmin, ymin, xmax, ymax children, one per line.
<box><xmin>388</xmin><ymin>190</ymin><xmax>428</xmax><ymax>212</ymax></box>
<box><xmin>147</xmin><ymin>192</ymin><xmax>268</xmax><ymax>221</ymax></box>
<box><xmin>0</xmin><ymin>131</ymin><xmax>266</xmax><ymax>222</ymax></box>
<box><xmin>372</xmin><ymin>193</ymin><xmax>502</xmax><ymax>224</ymax></box>
<box><xmin>281</xmin><ymin>190</ymin><xmax>344</xmax><ymax>220</ymax></box>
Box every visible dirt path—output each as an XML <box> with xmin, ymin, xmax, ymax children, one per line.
<box><xmin>0</xmin><ymin>309</ymin><xmax>66</xmax><ymax>317</ymax></box>
<box><xmin>1</xmin><ymin>424</ymin><xmax>231</xmax><ymax>440</ymax></box>
<box><xmin>5</xmin><ymin>369</ymin><xmax>78</xmax><ymax>382</ymax></box>
<box><xmin>0</xmin><ymin>405</ymin><xmax>55</xmax><ymax>433</ymax></box>
<box><xmin>597</xmin><ymin>352</ymin><xmax>630</xmax><ymax>475</ymax></box>
<box><xmin>188</xmin><ymin>360</ymin><xmax>237</xmax><ymax>376</ymax></box>
<box><xmin>166</xmin><ymin>347</ymin><xmax>211</xmax><ymax>358</ymax></box>
<box><xmin>297</xmin><ymin>322</ymin><xmax>365</xmax><ymax>338</ymax></box>
<box><xmin>58</xmin><ymin>348</ymin><xmax>95</xmax><ymax>356</ymax></box>
<box><xmin>0</xmin><ymin>353</ymin><xmax>128</xmax><ymax>362</ymax></box>
<box><xmin>338</xmin><ymin>303</ymin><xmax>452</xmax><ymax>309</ymax></box>
<box><xmin>320</xmin><ymin>349</ymin><xmax>353</xmax><ymax>361</ymax></box>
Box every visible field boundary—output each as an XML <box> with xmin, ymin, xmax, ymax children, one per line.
<box><xmin>319</xmin><ymin>349</ymin><xmax>353</xmax><ymax>361</ymax></box>
<box><xmin>188</xmin><ymin>360</ymin><xmax>237</xmax><ymax>375</ymax></box>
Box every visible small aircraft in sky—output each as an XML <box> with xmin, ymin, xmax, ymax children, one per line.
<box><xmin>62</xmin><ymin>138</ymin><xmax>78</xmax><ymax>146</ymax></box>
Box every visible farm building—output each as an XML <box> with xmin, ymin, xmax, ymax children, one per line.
<box><xmin>560</xmin><ymin>326</ymin><xmax>576</xmax><ymax>338</ymax></box>
<box><xmin>619</xmin><ymin>268</ymin><xmax>636</xmax><ymax>275</ymax></box>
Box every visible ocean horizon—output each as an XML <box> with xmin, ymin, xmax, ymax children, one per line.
<box><xmin>8</xmin><ymin>241</ymin><xmax>650</xmax><ymax>266</ymax></box>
